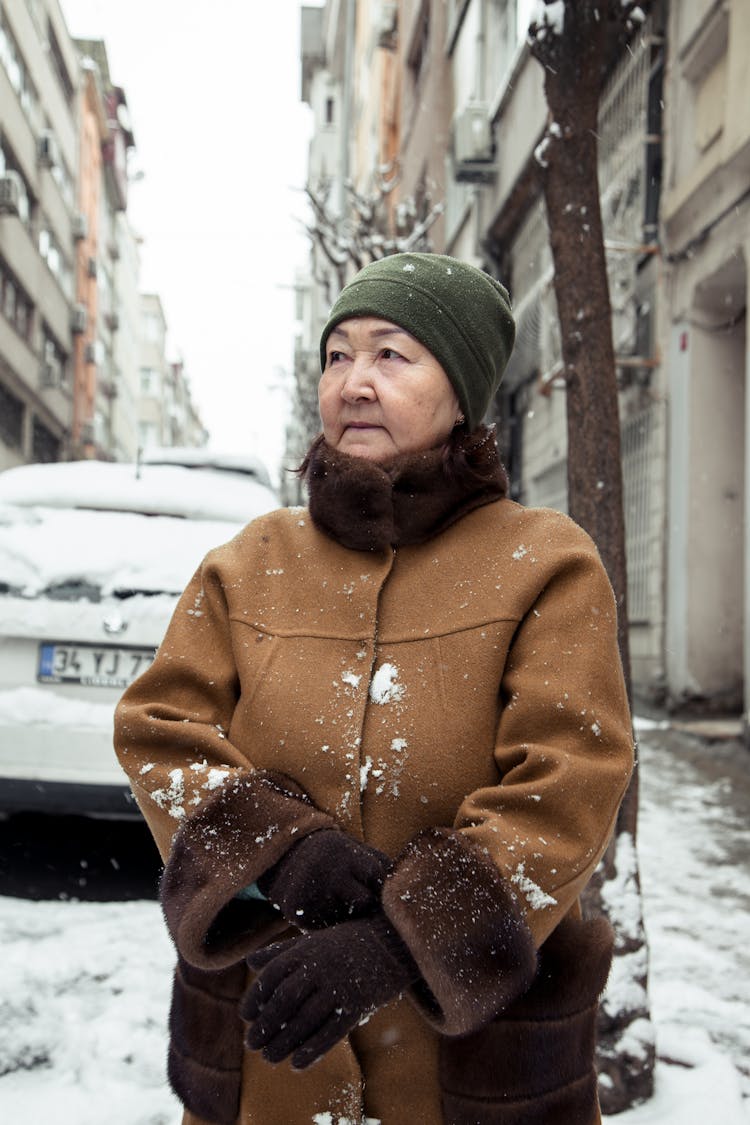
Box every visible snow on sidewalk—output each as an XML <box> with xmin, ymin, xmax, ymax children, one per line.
<box><xmin>0</xmin><ymin>722</ymin><xmax>748</xmax><ymax>1122</ymax></box>
<box><xmin>0</xmin><ymin>898</ymin><xmax>180</xmax><ymax>1122</ymax></box>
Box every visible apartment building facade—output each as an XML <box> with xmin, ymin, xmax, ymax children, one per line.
<box><xmin>660</xmin><ymin>0</ymin><xmax>749</xmax><ymax>718</ymax></box>
<box><xmin>0</xmin><ymin>0</ymin><xmax>79</xmax><ymax>468</ymax></box>
<box><xmin>0</xmin><ymin>4</ymin><xmax>206</xmax><ymax>468</ymax></box>
<box><xmin>137</xmin><ymin>293</ymin><xmax>207</xmax><ymax>453</ymax></box>
<box><xmin>298</xmin><ymin>0</ymin><xmax>749</xmax><ymax>728</ymax></box>
<box><xmin>71</xmin><ymin>39</ymin><xmax>139</xmax><ymax>461</ymax></box>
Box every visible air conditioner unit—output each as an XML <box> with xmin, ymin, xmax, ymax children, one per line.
<box><xmin>72</xmin><ymin>212</ymin><xmax>88</xmax><ymax>240</ymax></box>
<box><xmin>80</xmin><ymin>421</ymin><xmax>95</xmax><ymax>444</ymax></box>
<box><xmin>38</xmin><ymin>129</ymin><xmax>59</xmax><ymax>169</ymax></box>
<box><xmin>87</xmin><ymin>256</ymin><xmax>97</xmax><ymax>279</ymax></box>
<box><xmin>453</xmin><ymin>102</ymin><xmax>497</xmax><ymax>183</ymax></box>
<box><xmin>71</xmin><ymin>303</ymin><xmax>88</xmax><ymax>334</ymax></box>
<box><xmin>0</xmin><ymin>171</ymin><xmax>23</xmax><ymax>216</ymax></box>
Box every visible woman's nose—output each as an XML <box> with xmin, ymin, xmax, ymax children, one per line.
<box><xmin>341</xmin><ymin>359</ymin><xmax>376</xmax><ymax>402</ymax></box>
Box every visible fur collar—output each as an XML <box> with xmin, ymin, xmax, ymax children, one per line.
<box><xmin>302</xmin><ymin>426</ymin><xmax>508</xmax><ymax>552</ymax></box>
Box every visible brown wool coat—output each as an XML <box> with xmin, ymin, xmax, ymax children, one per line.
<box><xmin>114</xmin><ymin>432</ymin><xmax>633</xmax><ymax>1125</ymax></box>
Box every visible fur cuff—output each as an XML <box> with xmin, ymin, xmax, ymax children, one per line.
<box><xmin>161</xmin><ymin>769</ymin><xmax>335</xmax><ymax>969</ymax></box>
<box><xmin>439</xmin><ymin>914</ymin><xmax>614</xmax><ymax>1124</ymax></box>
<box><xmin>381</xmin><ymin>828</ymin><xmax>537</xmax><ymax>1036</ymax></box>
<box><xmin>168</xmin><ymin>956</ymin><xmax>246</xmax><ymax>1125</ymax></box>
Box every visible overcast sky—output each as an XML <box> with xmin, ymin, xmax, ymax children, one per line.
<box><xmin>59</xmin><ymin>0</ymin><xmax>318</xmax><ymax>482</ymax></box>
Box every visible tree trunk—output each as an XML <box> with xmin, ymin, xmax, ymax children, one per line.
<box><xmin>529</xmin><ymin>1</ymin><xmax>655</xmax><ymax>1112</ymax></box>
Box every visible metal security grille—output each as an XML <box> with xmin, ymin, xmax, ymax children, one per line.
<box><xmin>511</xmin><ymin>196</ymin><xmax>551</xmax><ymax>300</ymax></box>
<box><xmin>505</xmin><ymin>198</ymin><xmax>556</xmax><ymax>386</ymax></box>
<box><xmin>503</xmin><ymin>16</ymin><xmax>660</xmax><ymax>631</ymax></box>
<box><xmin>598</xmin><ymin>17</ymin><xmax>655</xmax><ymax>358</ymax></box>
<box><xmin>598</xmin><ymin>20</ymin><xmax>652</xmax><ymax>247</ymax></box>
<box><xmin>621</xmin><ymin>407</ymin><xmax>654</xmax><ymax>623</ymax></box>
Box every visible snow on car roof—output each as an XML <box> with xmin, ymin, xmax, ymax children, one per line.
<box><xmin>139</xmin><ymin>447</ymin><xmax>273</xmax><ymax>488</ymax></box>
<box><xmin>0</xmin><ymin>507</ymin><xmax>247</xmax><ymax>597</ymax></box>
<box><xmin>0</xmin><ymin>460</ymin><xmax>280</xmax><ymax>597</ymax></box>
<box><xmin>0</xmin><ymin>459</ymin><xmax>278</xmax><ymax>523</ymax></box>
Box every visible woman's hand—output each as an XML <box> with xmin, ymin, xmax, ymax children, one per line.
<box><xmin>242</xmin><ymin>916</ymin><xmax>420</xmax><ymax>1068</ymax></box>
<box><xmin>257</xmin><ymin>828</ymin><xmax>391</xmax><ymax>929</ymax></box>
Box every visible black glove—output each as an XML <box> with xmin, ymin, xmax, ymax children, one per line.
<box><xmin>256</xmin><ymin>828</ymin><xmax>391</xmax><ymax>929</ymax></box>
<box><xmin>242</xmin><ymin>915</ymin><xmax>420</xmax><ymax>1069</ymax></box>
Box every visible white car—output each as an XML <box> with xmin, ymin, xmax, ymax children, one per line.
<box><xmin>0</xmin><ymin>456</ymin><xmax>279</xmax><ymax>817</ymax></box>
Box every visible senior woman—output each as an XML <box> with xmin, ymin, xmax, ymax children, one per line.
<box><xmin>114</xmin><ymin>252</ymin><xmax>634</xmax><ymax>1125</ymax></box>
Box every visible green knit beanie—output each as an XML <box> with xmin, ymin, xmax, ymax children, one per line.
<box><xmin>319</xmin><ymin>252</ymin><xmax>515</xmax><ymax>431</ymax></box>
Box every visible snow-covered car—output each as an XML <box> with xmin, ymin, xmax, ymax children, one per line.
<box><xmin>139</xmin><ymin>445</ymin><xmax>274</xmax><ymax>489</ymax></box>
<box><xmin>0</xmin><ymin>457</ymin><xmax>278</xmax><ymax>818</ymax></box>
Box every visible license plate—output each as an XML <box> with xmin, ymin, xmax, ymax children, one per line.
<box><xmin>38</xmin><ymin>642</ymin><xmax>156</xmax><ymax>688</ymax></box>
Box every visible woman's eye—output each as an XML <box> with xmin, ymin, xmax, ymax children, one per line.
<box><xmin>381</xmin><ymin>348</ymin><xmax>402</xmax><ymax>361</ymax></box>
<box><xmin>327</xmin><ymin>350</ymin><xmax>345</xmax><ymax>365</ymax></box>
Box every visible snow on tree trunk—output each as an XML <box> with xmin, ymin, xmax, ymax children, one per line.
<box><xmin>528</xmin><ymin>0</ymin><xmax>655</xmax><ymax>1112</ymax></box>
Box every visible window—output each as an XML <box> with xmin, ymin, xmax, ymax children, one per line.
<box><xmin>325</xmin><ymin>95</ymin><xmax>335</xmax><ymax>125</ymax></box>
<box><xmin>0</xmin><ymin>379</ymin><xmax>24</xmax><ymax>449</ymax></box>
<box><xmin>144</xmin><ymin>313</ymin><xmax>163</xmax><ymax>344</ymax></box>
<box><xmin>140</xmin><ymin>367</ymin><xmax>159</xmax><ymax>396</ymax></box>
<box><xmin>48</xmin><ymin>139</ymin><xmax>75</xmax><ymax>209</ymax></box>
<box><xmin>47</xmin><ymin>19</ymin><xmax>73</xmax><ymax>103</ymax></box>
<box><xmin>0</xmin><ymin>8</ymin><xmax>41</xmax><ymax>127</ymax></box>
<box><xmin>3</xmin><ymin>276</ymin><xmax>15</xmax><ymax>323</ymax></box>
<box><xmin>675</xmin><ymin>3</ymin><xmax>729</xmax><ymax>180</ymax></box>
<box><xmin>0</xmin><ymin>257</ymin><xmax>34</xmax><ymax>341</ymax></box>
<box><xmin>41</xmin><ymin>326</ymin><xmax>67</xmax><ymax>388</ymax></box>
<box><xmin>694</xmin><ymin>51</ymin><xmax>727</xmax><ymax>152</ymax></box>
<box><xmin>31</xmin><ymin>416</ymin><xmax>60</xmax><ymax>463</ymax></box>
<box><xmin>622</xmin><ymin>408</ymin><xmax>655</xmax><ymax>623</ymax></box>
<box><xmin>484</xmin><ymin>0</ymin><xmax>515</xmax><ymax>102</ymax></box>
<box><xmin>0</xmin><ymin>143</ymin><xmax>32</xmax><ymax>227</ymax></box>
<box><xmin>38</xmin><ymin>222</ymin><xmax>73</xmax><ymax>298</ymax></box>
<box><xmin>408</xmin><ymin>0</ymin><xmax>430</xmax><ymax>91</ymax></box>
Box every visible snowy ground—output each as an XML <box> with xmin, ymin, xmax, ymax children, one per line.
<box><xmin>0</xmin><ymin>720</ymin><xmax>748</xmax><ymax>1123</ymax></box>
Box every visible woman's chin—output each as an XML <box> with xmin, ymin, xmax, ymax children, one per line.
<box><xmin>336</xmin><ymin>432</ymin><xmax>394</xmax><ymax>463</ymax></box>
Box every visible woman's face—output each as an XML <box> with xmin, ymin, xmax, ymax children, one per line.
<box><xmin>319</xmin><ymin>317</ymin><xmax>460</xmax><ymax>463</ymax></box>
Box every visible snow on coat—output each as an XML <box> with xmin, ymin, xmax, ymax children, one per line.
<box><xmin>114</xmin><ymin>434</ymin><xmax>633</xmax><ymax>1125</ymax></box>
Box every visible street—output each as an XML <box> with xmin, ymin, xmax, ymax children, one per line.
<box><xmin>0</xmin><ymin>720</ymin><xmax>748</xmax><ymax>1122</ymax></box>
<box><xmin>0</xmin><ymin>811</ymin><xmax>161</xmax><ymax>901</ymax></box>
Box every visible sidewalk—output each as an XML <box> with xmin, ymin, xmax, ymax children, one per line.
<box><xmin>629</xmin><ymin>712</ymin><xmax>750</xmax><ymax>1114</ymax></box>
